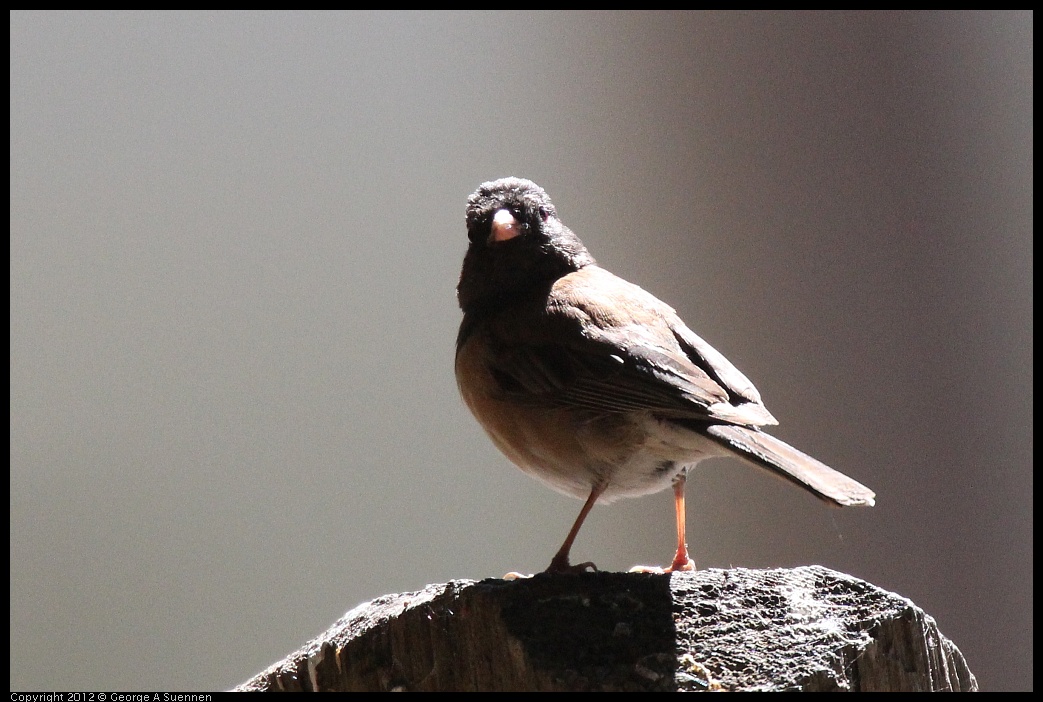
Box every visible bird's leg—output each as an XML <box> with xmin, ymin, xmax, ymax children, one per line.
<box><xmin>545</xmin><ymin>482</ymin><xmax>606</xmax><ymax>573</ymax></box>
<box><xmin>666</xmin><ymin>471</ymin><xmax>695</xmax><ymax>572</ymax></box>
<box><xmin>630</xmin><ymin>470</ymin><xmax>696</xmax><ymax>574</ymax></box>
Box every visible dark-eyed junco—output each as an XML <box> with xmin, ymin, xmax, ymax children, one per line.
<box><xmin>456</xmin><ymin>177</ymin><xmax>874</xmax><ymax>573</ymax></box>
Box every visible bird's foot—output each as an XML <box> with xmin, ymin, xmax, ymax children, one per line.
<box><xmin>629</xmin><ymin>555</ymin><xmax>696</xmax><ymax>574</ymax></box>
<box><xmin>544</xmin><ymin>554</ymin><xmax>598</xmax><ymax>574</ymax></box>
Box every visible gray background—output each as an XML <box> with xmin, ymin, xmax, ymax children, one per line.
<box><xmin>10</xmin><ymin>11</ymin><xmax>1031</xmax><ymax>692</ymax></box>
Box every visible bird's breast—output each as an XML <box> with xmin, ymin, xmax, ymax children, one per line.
<box><xmin>455</xmin><ymin>330</ymin><xmax>726</xmax><ymax>502</ymax></box>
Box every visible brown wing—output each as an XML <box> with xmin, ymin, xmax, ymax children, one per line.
<box><xmin>469</xmin><ymin>266</ymin><xmax>777</xmax><ymax>428</ymax></box>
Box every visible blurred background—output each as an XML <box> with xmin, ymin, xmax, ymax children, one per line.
<box><xmin>10</xmin><ymin>11</ymin><xmax>1031</xmax><ymax>691</ymax></box>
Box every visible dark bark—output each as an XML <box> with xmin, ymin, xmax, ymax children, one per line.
<box><xmin>235</xmin><ymin>566</ymin><xmax>977</xmax><ymax>692</ymax></box>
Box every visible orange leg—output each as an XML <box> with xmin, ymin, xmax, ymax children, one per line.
<box><xmin>666</xmin><ymin>472</ymin><xmax>695</xmax><ymax>572</ymax></box>
<box><xmin>546</xmin><ymin>483</ymin><xmax>606</xmax><ymax>573</ymax></box>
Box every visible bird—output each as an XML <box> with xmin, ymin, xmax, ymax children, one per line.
<box><xmin>455</xmin><ymin>177</ymin><xmax>875</xmax><ymax>574</ymax></box>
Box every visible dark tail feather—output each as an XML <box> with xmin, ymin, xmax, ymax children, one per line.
<box><xmin>706</xmin><ymin>425</ymin><xmax>875</xmax><ymax>507</ymax></box>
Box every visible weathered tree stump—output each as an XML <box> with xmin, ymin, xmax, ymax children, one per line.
<box><xmin>235</xmin><ymin>566</ymin><xmax>976</xmax><ymax>692</ymax></box>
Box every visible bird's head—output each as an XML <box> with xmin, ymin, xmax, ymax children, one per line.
<box><xmin>458</xmin><ymin>177</ymin><xmax>595</xmax><ymax>312</ymax></box>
